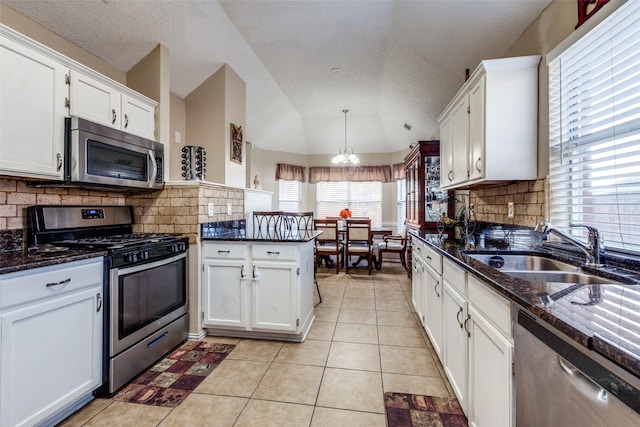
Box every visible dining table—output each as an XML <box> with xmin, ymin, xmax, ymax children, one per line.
<box><xmin>318</xmin><ymin>225</ymin><xmax>395</xmax><ymax>270</ymax></box>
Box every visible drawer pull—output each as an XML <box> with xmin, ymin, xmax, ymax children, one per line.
<box><xmin>267</xmin><ymin>251</ymin><xmax>280</xmax><ymax>255</ymax></box>
<box><xmin>96</xmin><ymin>293</ymin><xmax>103</xmax><ymax>312</ymax></box>
<box><xmin>46</xmin><ymin>278</ymin><xmax>71</xmax><ymax>288</ymax></box>
<box><xmin>217</xmin><ymin>250</ymin><xmax>230</xmax><ymax>254</ymax></box>
<box><xmin>426</xmin><ymin>255</ymin><xmax>432</xmax><ymax>260</ymax></box>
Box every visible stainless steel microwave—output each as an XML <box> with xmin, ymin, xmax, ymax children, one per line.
<box><xmin>64</xmin><ymin>116</ymin><xmax>164</xmax><ymax>191</ymax></box>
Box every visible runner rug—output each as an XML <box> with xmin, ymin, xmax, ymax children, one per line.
<box><xmin>384</xmin><ymin>392</ymin><xmax>468</xmax><ymax>427</ymax></box>
<box><xmin>114</xmin><ymin>340</ymin><xmax>235</xmax><ymax>408</ymax></box>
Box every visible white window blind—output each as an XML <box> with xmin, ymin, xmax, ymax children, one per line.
<box><xmin>316</xmin><ymin>181</ymin><xmax>382</xmax><ymax>227</ymax></box>
<box><xmin>397</xmin><ymin>179</ymin><xmax>406</xmax><ymax>230</ymax></box>
<box><xmin>548</xmin><ymin>0</ymin><xmax>640</xmax><ymax>254</ymax></box>
<box><xmin>278</xmin><ymin>180</ymin><xmax>302</xmax><ymax>212</ymax></box>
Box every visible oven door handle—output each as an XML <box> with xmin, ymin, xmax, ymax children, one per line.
<box><xmin>114</xmin><ymin>252</ymin><xmax>186</xmax><ymax>275</ymax></box>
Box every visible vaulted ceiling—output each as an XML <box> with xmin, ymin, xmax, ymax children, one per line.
<box><xmin>3</xmin><ymin>0</ymin><xmax>553</xmax><ymax>155</ymax></box>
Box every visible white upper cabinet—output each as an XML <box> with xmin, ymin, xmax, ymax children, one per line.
<box><xmin>69</xmin><ymin>70</ymin><xmax>156</xmax><ymax>140</ymax></box>
<box><xmin>0</xmin><ymin>28</ymin><xmax>67</xmax><ymax>179</ymax></box>
<box><xmin>438</xmin><ymin>55</ymin><xmax>541</xmax><ymax>190</ymax></box>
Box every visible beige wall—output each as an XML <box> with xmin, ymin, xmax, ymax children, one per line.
<box><xmin>0</xmin><ymin>4</ymin><xmax>125</xmax><ymax>83</ymax></box>
<box><xmin>170</xmin><ymin>95</ymin><xmax>188</xmax><ymax>182</ymax></box>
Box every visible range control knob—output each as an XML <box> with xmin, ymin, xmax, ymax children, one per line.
<box><xmin>123</xmin><ymin>251</ymin><xmax>138</xmax><ymax>263</ymax></box>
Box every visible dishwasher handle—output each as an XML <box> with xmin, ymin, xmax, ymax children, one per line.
<box><xmin>557</xmin><ymin>356</ymin><xmax>608</xmax><ymax>402</ymax></box>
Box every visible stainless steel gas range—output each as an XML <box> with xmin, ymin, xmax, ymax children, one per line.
<box><xmin>27</xmin><ymin>205</ymin><xmax>189</xmax><ymax>394</ymax></box>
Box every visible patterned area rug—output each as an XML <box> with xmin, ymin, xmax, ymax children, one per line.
<box><xmin>385</xmin><ymin>392</ymin><xmax>468</xmax><ymax>427</ymax></box>
<box><xmin>114</xmin><ymin>340</ymin><xmax>235</xmax><ymax>408</ymax></box>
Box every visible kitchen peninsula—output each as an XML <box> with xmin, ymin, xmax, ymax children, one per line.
<box><xmin>200</xmin><ymin>220</ymin><xmax>320</xmax><ymax>342</ymax></box>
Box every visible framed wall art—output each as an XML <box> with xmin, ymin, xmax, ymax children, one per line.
<box><xmin>230</xmin><ymin>123</ymin><xmax>243</xmax><ymax>164</ymax></box>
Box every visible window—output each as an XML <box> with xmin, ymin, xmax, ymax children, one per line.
<box><xmin>316</xmin><ymin>181</ymin><xmax>382</xmax><ymax>227</ymax></box>
<box><xmin>397</xmin><ymin>179</ymin><xmax>406</xmax><ymax>230</ymax></box>
<box><xmin>278</xmin><ymin>180</ymin><xmax>301</xmax><ymax>212</ymax></box>
<box><xmin>548</xmin><ymin>1</ymin><xmax>640</xmax><ymax>254</ymax></box>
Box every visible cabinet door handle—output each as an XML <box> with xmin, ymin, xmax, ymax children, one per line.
<box><xmin>434</xmin><ymin>281</ymin><xmax>440</xmax><ymax>298</ymax></box>
<box><xmin>240</xmin><ymin>265</ymin><xmax>245</xmax><ymax>278</ymax></box>
<box><xmin>426</xmin><ymin>255</ymin><xmax>432</xmax><ymax>260</ymax></box>
<box><xmin>253</xmin><ymin>265</ymin><xmax>258</xmax><ymax>279</ymax></box>
<box><xmin>124</xmin><ymin>114</ymin><xmax>129</xmax><ymax>128</ymax></box>
<box><xmin>56</xmin><ymin>153</ymin><xmax>63</xmax><ymax>171</ymax></box>
<box><xmin>112</xmin><ymin>109</ymin><xmax>117</xmax><ymax>124</ymax></box>
<box><xmin>464</xmin><ymin>315</ymin><xmax>471</xmax><ymax>337</ymax></box>
<box><xmin>448</xmin><ymin>170</ymin><xmax>453</xmax><ymax>182</ymax></box>
<box><xmin>456</xmin><ymin>306</ymin><xmax>463</xmax><ymax>328</ymax></box>
<box><xmin>46</xmin><ymin>278</ymin><xmax>71</xmax><ymax>288</ymax></box>
<box><xmin>475</xmin><ymin>157</ymin><xmax>482</xmax><ymax>173</ymax></box>
<box><xmin>267</xmin><ymin>251</ymin><xmax>280</xmax><ymax>255</ymax></box>
<box><xmin>96</xmin><ymin>293</ymin><xmax>103</xmax><ymax>312</ymax></box>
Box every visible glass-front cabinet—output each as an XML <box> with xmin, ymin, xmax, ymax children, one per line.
<box><xmin>405</xmin><ymin>140</ymin><xmax>449</xmax><ymax>232</ymax></box>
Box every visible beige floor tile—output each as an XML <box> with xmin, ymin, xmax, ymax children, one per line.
<box><xmin>196</xmin><ymin>359</ymin><xmax>270</xmax><ymax>397</ymax></box>
<box><xmin>373</xmin><ymin>281</ymin><xmax>404</xmax><ymax>291</ymax></box>
<box><xmin>159</xmin><ymin>394</ymin><xmax>247</xmax><ymax>427</ymax></box>
<box><xmin>274</xmin><ymin>339</ymin><xmax>331</xmax><ymax>366</ymax></box>
<box><xmin>341</xmin><ymin>297</ymin><xmax>376</xmax><ymax>310</ymax></box>
<box><xmin>253</xmin><ymin>363</ymin><xmax>324</xmax><ymax>405</ymax></box>
<box><xmin>58</xmin><ymin>398</ymin><xmax>112</xmax><ymax>427</ymax></box>
<box><xmin>378</xmin><ymin>325</ymin><xmax>427</xmax><ymax>348</ymax></box>
<box><xmin>314</xmin><ymin>306</ymin><xmax>340</xmax><ymax>322</ymax></box>
<box><xmin>234</xmin><ymin>399</ymin><xmax>314</xmax><ymax>427</ymax></box>
<box><xmin>379</xmin><ymin>345</ymin><xmax>439</xmax><ymax>376</ymax></box>
<box><xmin>306</xmin><ymin>320</ymin><xmax>336</xmax><ymax>341</ymax></box>
<box><xmin>317</xmin><ymin>294</ymin><xmax>343</xmax><ymax>308</ymax></box>
<box><xmin>310</xmin><ymin>407</ymin><xmax>386</xmax><ymax>427</ymax></box>
<box><xmin>226</xmin><ymin>339</ymin><xmax>283</xmax><ymax>362</ymax></box>
<box><xmin>338</xmin><ymin>308</ymin><xmax>377</xmax><ymax>325</ymax></box>
<box><xmin>375</xmin><ymin>299</ymin><xmax>410</xmax><ymax>312</ymax></box>
<box><xmin>382</xmin><ymin>373</ymin><xmax>450</xmax><ymax>397</ymax></box>
<box><xmin>326</xmin><ymin>342</ymin><xmax>381</xmax><ymax>371</ymax></box>
<box><xmin>333</xmin><ymin>323</ymin><xmax>378</xmax><ymax>344</ymax></box>
<box><xmin>376</xmin><ymin>310</ymin><xmax>420</xmax><ymax>327</ymax></box>
<box><xmin>83</xmin><ymin>401</ymin><xmax>170</xmax><ymax>427</ymax></box>
<box><xmin>374</xmin><ymin>288</ymin><xmax>406</xmax><ymax>299</ymax></box>
<box><xmin>316</xmin><ymin>368</ymin><xmax>385</xmax><ymax>413</ymax></box>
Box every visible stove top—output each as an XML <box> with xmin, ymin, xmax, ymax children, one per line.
<box><xmin>56</xmin><ymin>233</ymin><xmax>180</xmax><ymax>249</ymax></box>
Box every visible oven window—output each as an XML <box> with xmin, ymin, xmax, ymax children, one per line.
<box><xmin>86</xmin><ymin>139</ymin><xmax>148</xmax><ymax>182</ymax></box>
<box><xmin>118</xmin><ymin>257</ymin><xmax>186</xmax><ymax>338</ymax></box>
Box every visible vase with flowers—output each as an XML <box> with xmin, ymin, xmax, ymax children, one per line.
<box><xmin>339</xmin><ymin>208</ymin><xmax>352</xmax><ymax>219</ymax></box>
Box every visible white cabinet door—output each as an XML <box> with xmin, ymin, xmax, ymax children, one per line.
<box><xmin>449</xmin><ymin>97</ymin><xmax>469</xmax><ymax>187</ymax></box>
<box><xmin>0</xmin><ymin>35</ymin><xmax>67</xmax><ymax>179</ymax></box>
<box><xmin>443</xmin><ymin>282</ymin><xmax>469</xmax><ymax>413</ymax></box>
<box><xmin>69</xmin><ymin>70</ymin><xmax>121</xmax><ymax>129</ymax></box>
<box><xmin>468</xmin><ymin>305</ymin><xmax>513</xmax><ymax>427</ymax></box>
<box><xmin>423</xmin><ymin>264</ymin><xmax>443</xmax><ymax>358</ymax></box>
<box><xmin>121</xmin><ymin>93</ymin><xmax>156</xmax><ymax>139</ymax></box>
<box><xmin>468</xmin><ymin>76</ymin><xmax>485</xmax><ymax>182</ymax></box>
<box><xmin>251</xmin><ymin>261</ymin><xmax>298</xmax><ymax>332</ymax></box>
<box><xmin>202</xmin><ymin>259</ymin><xmax>248</xmax><ymax>329</ymax></box>
<box><xmin>411</xmin><ymin>255</ymin><xmax>425</xmax><ymax>325</ymax></box>
<box><xmin>0</xmin><ymin>260</ymin><xmax>103</xmax><ymax>427</ymax></box>
<box><xmin>440</xmin><ymin>114</ymin><xmax>454</xmax><ymax>188</ymax></box>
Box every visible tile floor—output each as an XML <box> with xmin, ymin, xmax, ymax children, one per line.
<box><xmin>60</xmin><ymin>262</ymin><xmax>454</xmax><ymax>427</ymax></box>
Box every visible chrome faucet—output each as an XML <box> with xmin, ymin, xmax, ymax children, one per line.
<box><xmin>535</xmin><ymin>220</ymin><xmax>605</xmax><ymax>267</ymax></box>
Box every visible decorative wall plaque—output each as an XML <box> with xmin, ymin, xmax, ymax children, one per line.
<box><xmin>230</xmin><ymin>123</ymin><xmax>243</xmax><ymax>164</ymax></box>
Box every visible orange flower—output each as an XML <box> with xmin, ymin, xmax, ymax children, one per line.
<box><xmin>339</xmin><ymin>208</ymin><xmax>352</xmax><ymax>219</ymax></box>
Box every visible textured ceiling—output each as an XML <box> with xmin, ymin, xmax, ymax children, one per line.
<box><xmin>3</xmin><ymin>0</ymin><xmax>553</xmax><ymax>155</ymax></box>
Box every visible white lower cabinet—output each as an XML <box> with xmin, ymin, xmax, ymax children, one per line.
<box><xmin>443</xmin><ymin>280</ymin><xmax>469</xmax><ymax>412</ymax></box>
<box><xmin>411</xmin><ymin>246</ymin><xmax>426</xmax><ymax>325</ymax></box>
<box><xmin>0</xmin><ymin>258</ymin><xmax>104</xmax><ymax>427</ymax></box>
<box><xmin>202</xmin><ymin>240</ymin><xmax>315</xmax><ymax>339</ymax></box>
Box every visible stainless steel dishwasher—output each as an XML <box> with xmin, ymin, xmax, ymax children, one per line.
<box><xmin>515</xmin><ymin>309</ymin><xmax>640</xmax><ymax>426</ymax></box>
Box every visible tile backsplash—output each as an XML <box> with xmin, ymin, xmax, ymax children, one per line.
<box><xmin>469</xmin><ymin>178</ymin><xmax>545</xmax><ymax>228</ymax></box>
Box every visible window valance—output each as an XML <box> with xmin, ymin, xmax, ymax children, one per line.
<box><xmin>275</xmin><ymin>163</ymin><xmax>307</xmax><ymax>182</ymax></box>
<box><xmin>308</xmin><ymin>165</ymin><xmax>392</xmax><ymax>183</ymax></box>
<box><xmin>392</xmin><ymin>163</ymin><xmax>405</xmax><ymax>181</ymax></box>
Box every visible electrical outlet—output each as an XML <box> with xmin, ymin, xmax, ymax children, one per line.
<box><xmin>174</xmin><ymin>131</ymin><xmax>182</xmax><ymax>144</ymax></box>
<box><xmin>507</xmin><ymin>202</ymin><xmax>514</xmax><ymax>218</ymax></box>
<box><xmin>227</xmin><ymin>202</ymin><xmax>232</xmax><ymax>215</ymax></box>
<box><xmin>207</xmin><ymin>202</ymin><xmax>214</xmax><ymax>217</ymax></box>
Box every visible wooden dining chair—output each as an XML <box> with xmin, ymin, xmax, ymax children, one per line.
<box><xmin>345</xmin><ymin>218</ymin><xmax>373</xmax><ymax>275</ymax></box>
<box><xmin>313</xmin><ymin>218</ymin><xmax>343</xmax><ymax>274</ymax></box>
<box><xmin>376</xmin><ymin>222</ymin><xmax>408</xmax><ymax>269</ymax></box>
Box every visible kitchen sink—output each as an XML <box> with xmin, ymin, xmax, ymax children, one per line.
<box><xmin>465</xmin><ymin>253</ymin><xmax>580</xmax><ymax>272</ymax></box>
<box><xmin>499</xmin><ymin>270</ymin><xmax>615</xmax><ymax>285</ymax></box>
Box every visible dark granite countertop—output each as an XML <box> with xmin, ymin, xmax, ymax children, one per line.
<box><xmin>0</xmin><ymin>248</ymin><xmax>107</xmax><ymax>275</ymax></box>
<box><xmin>410</xmin><ymin>224</ymin><xmax>640</xmax><ymax>379</ymax></box>
<box><xmin>201</xmin><ymin>219</ymin><xmax>321</xmax><ymax>243</ymax></box>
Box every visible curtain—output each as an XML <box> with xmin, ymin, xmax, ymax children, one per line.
<box><xmin>275</xmin><ymin>163</ymin><xmax>306</xmax><ymax>182</ymax></box>
<box><xmin>308</xmin><ymin>165</ymin><xmax>392</xmax><ymax>183</ymax></box>
<box><xmin>392</xmin><ymin>163</ymin><xmax>405</xmax><ymax>181</ymax></box>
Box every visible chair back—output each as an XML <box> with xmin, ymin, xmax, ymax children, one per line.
<box><xmin>346</xmin><ymin>218</ymin><xmax>372</xmax><ymax>245</ymax></box>
<box><xmin>282</xmin><ymin>211</ymin><xmax>314</xmax><ymax>231</ymax></box>
<box><xmin>314</xmin><ymin>219</ymin><xmax>339</xmax><ymax>243</ymax></box>
<box><xmin>253</xmin><ymin>211</ymin><xmax>282</xmax><ymax>233</ymax></box>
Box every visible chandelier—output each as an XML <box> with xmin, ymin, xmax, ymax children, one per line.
<box><xmin>331</xmin><ymin>109</ymin><xmax>360</xmax><ymax>165</ymax></box>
